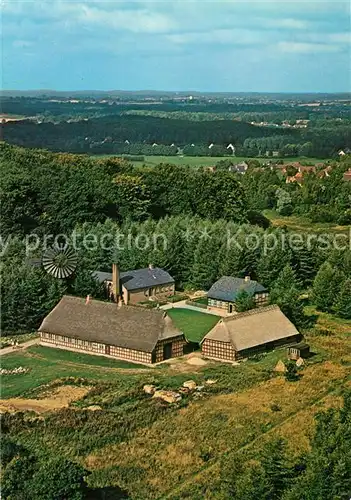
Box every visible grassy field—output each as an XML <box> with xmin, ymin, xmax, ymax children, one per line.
<box><xmin>1</xmin><ymin>308</ymin><xmax>349</xmax><ymax>499</ymax></box>
<box><xmin>93</xmin><ymin>154</ymin><xmax>328</xmax><ymax>168</ymax></box>
<box><xmin>264</xmin><ymin>209</ymin><xmax>350</xmax><ymax>234</ymax></box>
<box><xmin>0</xmin><ymin>346</ymin><xmax>147</xmax><ymax>398</ymax></box>
<box><xmin>167</xmin><ymin>308</ymin><xmax>220</xmax><ymax>342</ymax></box>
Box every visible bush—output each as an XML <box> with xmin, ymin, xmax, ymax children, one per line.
<box><xmin>337</xmin><ymin>209</ymin><xmax>351</xmax><ymax>225</ymax></box>
<box><xmin>185</xmin><ymin>299</ymin><xmax>207</xmax><ymax>309</ymax></box>
<box><xmin>167</xmin><ymin>293</ymin><xmax>188</xmax><ymax>303</ymax></box>
<box><xmin>270</xmin><ymin>403</ymin><xmax>282</xmax><ymax>412</ymax></box>
<box><xmin>310</xmin><ymin>206</ymin><xmax>337</xmax><ymax>223</ymax></box>
<box><xmin>285</xmin><ymin>361</ymin><xmax>300</xmax><ymax>382</ymax></box>
<box><xmin>278</xmin><ymin>204</ymin><xmax>293</xmax><ymax>216</ymax></box>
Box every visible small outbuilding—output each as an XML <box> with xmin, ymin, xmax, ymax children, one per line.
<box><xmin>39</xmin><ymin>295</ymin><xmax>186</xmax><ymax>364</ymax></box>
<box><xmin>201</xmin><ymin>305</ymin><xmax>302</xmax><ymax>361</ymax></box>
<box><xmin>287</xmin><ymin>343</ymin><xmax>310</xmax><ymax>360</ymax></box>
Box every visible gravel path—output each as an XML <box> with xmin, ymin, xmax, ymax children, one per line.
<box><xmin>0</xmin><ymin>338</ymin><xmax>40</xmax><ymax>357</ymax></box>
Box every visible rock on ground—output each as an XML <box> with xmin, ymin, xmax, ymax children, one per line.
<box><xmin>152</xmin><ymin>390</ymin><xmax>182</xmax><ymax>404</ymax></box>
<box><xmin>143</xmin><ymin>384</ymin><xmax>156</xmax><ymax>395</ymax></box>
<box><xmin>183</xmin><ymin>380</ymin><xmax>197</xmax><ymax>390</ymax></box>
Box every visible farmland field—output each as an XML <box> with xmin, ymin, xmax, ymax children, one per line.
<box><xmin>93</xmin><ymin>154</ymin><xmax>329</xmax><ymax>168</ymax></box>
<box><xmin>264</xmin><ymin>209</ymin><xmax>350</xmax><ymax>234</ymax></box>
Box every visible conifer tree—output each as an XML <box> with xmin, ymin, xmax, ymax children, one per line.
<box><xmin>312</xmin><ymin>262</ymin><xmax>344</xmax><ymax>312</ymax></box>
<box><xmin>235</xmin><ymin>290</ymin><xmax>256</xmax><ymax>312</ymax></box>
<box><xmin>270</xmin><ymin>265</ymin><xmax>306</xmax><ymax>328</ymax></box>
<box><xmin>257</xmin><ymin>244</ymin><xmax>291</xmax><ymax>288</ymax></box>
<box><xmin>191</xmin><ymin>235</ymin><xmax>221</xmax><ymax>290</ymax></box>
<box><xmin>333</xmin><ymin>279</ymin><xmax>351</xmax><ymax>319</ymax></box>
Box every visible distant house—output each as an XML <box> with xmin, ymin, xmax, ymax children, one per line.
<box><xmin>207</xmin><ymin>276</ymin><xmax>269</xmax><ymax>314</ymax></box>
<box><xmin>317</xmin><ymin>165</ymin><xmax>333</xmax><ymax>178</ymax></box>
<box><xmin>39</xmin><ymin>295</ymin><xmax>186</xmax><ymax>364</ymax></box>
<box><xmin>201</xmin><ymin>305</ymin><xmax>301</xmax><ymax>361</ymax></box>
<box><xmin>94</xmin><ymin>264</ymin><xmax>175</xmax><ymax>305</ymax></box>
<box><xmin>285</xmin><ymin>164</ymin><xmax>316</xmax><ymax>185</ymax></box>
<box><xmin>229</xmin><ymin>161</ymin><xmax>249</xmax><ymax>175</ymax></box>
<box><xmin>343</xmin><ymin>169</ymin><xmax>351</xmax><ymax>182</ymax></box>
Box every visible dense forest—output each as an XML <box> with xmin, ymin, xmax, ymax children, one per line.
<box><xmin>2</xmin><ymin>95</ymin><xmax>350</xmax><ymax>157</ymax></box>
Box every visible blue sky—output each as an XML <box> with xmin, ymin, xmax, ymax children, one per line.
<box><xmin>2</xmin><ymin>0</ymin><xmax>350</xmax><ymax>92</ymax></box>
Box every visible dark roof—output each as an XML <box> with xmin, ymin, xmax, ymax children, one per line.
<box><xmin>288</xmin><ymin>342</ymin><xmax>310</xmax><ymax>350</ymax></box>
<box><xmin>202</xmin><ymin>305</ymin><xmax>300</xmax><ymax>351</ymax></box>
<box><xmin>207</xmin><ymin>276</ymin><xmax>267</xmax><ymax>302</ymax></box>
<box><xmin>94</xmin><ymin>271</ymin><xmax>113</xmax><ymax>283</ymax></box>
<box><xmin>93</xmin><ymin>267</ymin><xmax>174</xmax><ymax>291</ymax></box>
<box><xmin>39</xmin><ymin>295</ymin><xmax>183</xmax><ymax>352</ymax></box>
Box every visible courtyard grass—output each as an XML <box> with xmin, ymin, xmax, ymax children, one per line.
<box><xmin>167</xmin><ymin>308</ymin><xmax>220</xmax><ymax>343</ymax></box>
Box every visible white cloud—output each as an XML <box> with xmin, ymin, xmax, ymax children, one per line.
<box><xmin>328</xmin><ymin>32</ymin><xmax>351</xmax><ymax>44</ymax></box>
<box><xmin>167</xmin><ymin>29</ymin><xmax>265</xmax><ymax>46</ymax></box>
<box><xmin>78</xmin><ymin>5</ymin><xmax>175</xmax><ymax>34</ymax></box>
<box><xmin>277</xmin><ymin>41</ymin><xmax>343</xmax><ymax>54</ymax></box>
<box><xmin>263</xmin><ymin>17</ymin><xmax>309</xmax><ymax>29</ymax></box>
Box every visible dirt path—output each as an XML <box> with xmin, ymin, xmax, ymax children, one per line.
<box><xmin>0</xmin><ymin>338</ymin><xmax>40</xmax><ymax>357</ymax></box>
<box><xmin>0</xmin><ymin>385</ymin><xmax>90</xmax><ymax>413</ymax></box>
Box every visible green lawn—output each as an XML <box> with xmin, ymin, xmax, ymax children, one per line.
<box><xmin>167</xmin><ymin>308</ymin><xmax>220</xmax><ymax>343</ymax></box>
<box><xmin>0</xmin><ymin>346</ymin><xmax>146</xmax><ymax>398</ymax></box>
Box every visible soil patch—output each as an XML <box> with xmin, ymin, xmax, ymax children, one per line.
<box><xmin>0</xmin><ymin>385</ymin><xmax>90</xmax><ymax>413</ymax></box>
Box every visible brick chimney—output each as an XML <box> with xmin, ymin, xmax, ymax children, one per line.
<box><xmin>244</xmin><ymin>275</ymin><xmax>250</xmax><ymax>282</ymax></box>
<box><xmin>112</xmin><ymin>263</ymin><xmax>120</xmax><ymax>303</ymax></box>
<box><xmin>149</xmin><ymin>263</ymin><xmax>154</xmax><ymax>270</ymax></box>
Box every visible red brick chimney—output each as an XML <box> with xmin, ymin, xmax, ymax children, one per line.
<box><xmin>112</xmin><ymin>263</ymin><xmax>120</xmax><ymax>303</ymax></box>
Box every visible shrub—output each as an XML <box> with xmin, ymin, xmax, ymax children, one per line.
<box><xmin>167</xmin><ymin>293</ymin><xmax>188</xmax><ymax>303</ymax></box>
<box><xmin>285</xmin><ymin>361</ymin><xmax>300</xmax><ymax>382</ymax></box>
<box><xmin>270</xmin><ymin>403</ymin><xmax>282</xmax><ymax>412</ymax></box>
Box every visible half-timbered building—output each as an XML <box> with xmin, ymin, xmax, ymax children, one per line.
<box><xmin>39</xmin><ymin>295</ymin><xmax>186</xmax><ymax>364</ymax></box>
<box><xmin>201</xmin><ymin>305</ymin><xmax>301</xmax><ymax>361</ymax></box>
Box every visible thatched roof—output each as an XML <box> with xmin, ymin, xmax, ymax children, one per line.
<box><xmin>207</xmin><ymin>276</ymin><xmax>267</xmax><ymax>302</ymax></box>
<box><xmin>39</xmin><ymin>296</ymin><xmax>183</xmax><ymax>352</ymax></box>
<box><xmin>202</xmin><ymin>305</ymin><xmax>299</xmax><ymax>352</ymax></box>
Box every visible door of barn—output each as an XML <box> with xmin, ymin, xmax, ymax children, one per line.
<box><xmin>163</xmin><ymin>343</ymin><xmax>172</xmax><ymax>360</ymax></box>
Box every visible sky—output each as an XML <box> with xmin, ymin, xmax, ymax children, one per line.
<box><xmin>2</xmin><ymin>0</ymin><xmax>351</xmax><ymax>92</ymax></box>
